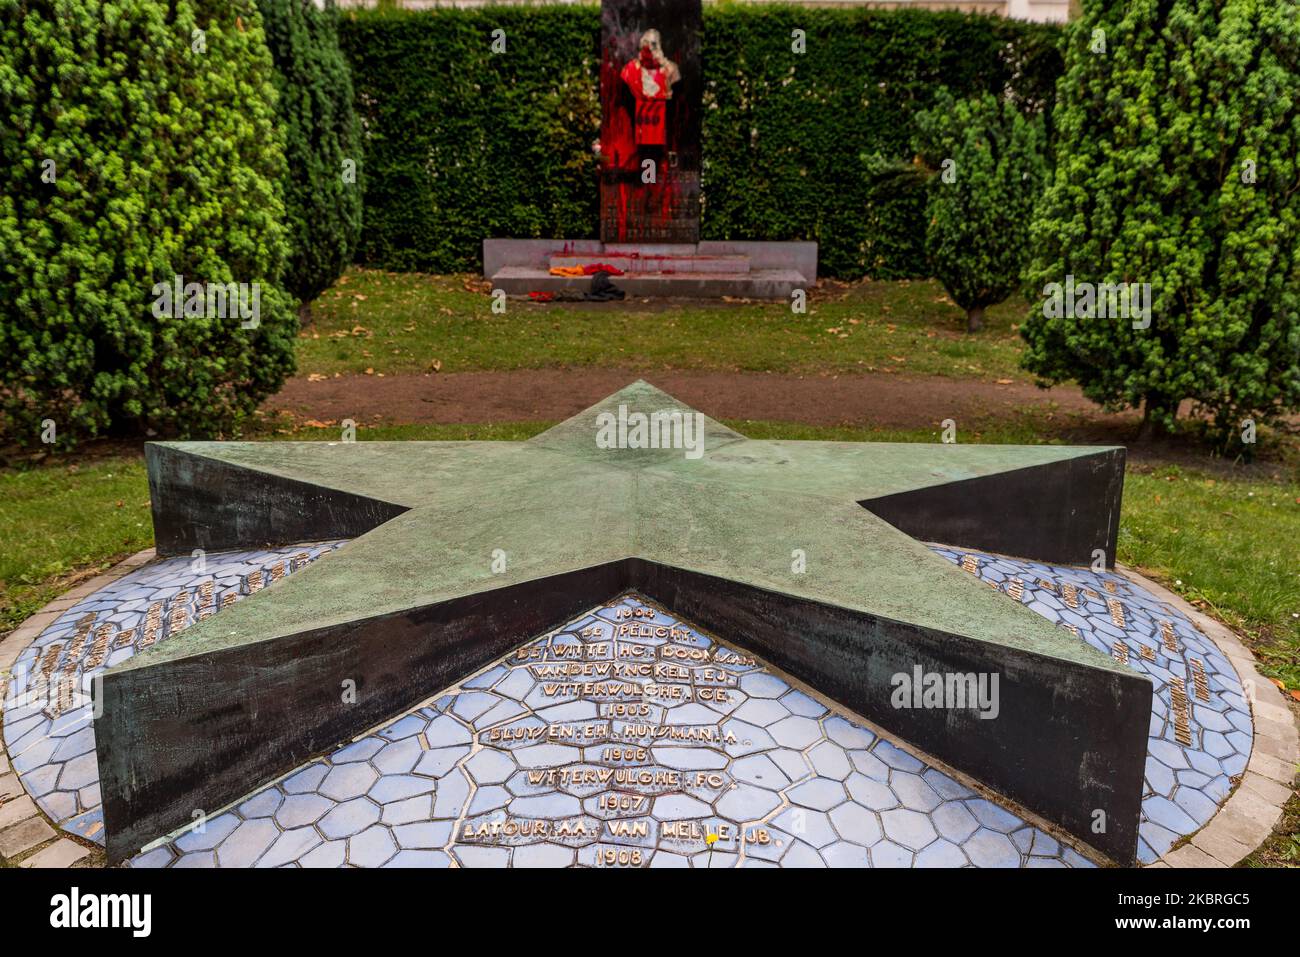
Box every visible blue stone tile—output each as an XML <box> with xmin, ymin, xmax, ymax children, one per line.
<box><xmin>915</xmin><ymin>838</ymin><xmax>968</xmax><ymax>868</ymax></box>
<box><xmin>238</xmin><ymin>788</ymin><xmax>284</xmax><ymax>819</ymax></box>
<box><xmin>822</xmin><ymin>840</ymin><xmax>871</xmax><ymax>867</ymax></box>
<box><xmin>175</xmin><ymin>812</ymin><xmax>241</xmax><ymax>853</ymax></box>
<box><xmin>384</xmin><ymin>849</ymin><xmax>452</xmax><ymax>868</ymax></box>
<box><xmin>880</xmin><ymin>808</ymin><xmax>937</xmax><ymax>850</ymax></box>
<box><xmin>964</xmin><ymin>828</ymin><xmax>1021</xmax><ymax>868</ymax></box>
<box><xmin>348</xmin><ymin>825</ymin><xmax>397</xmax><ymax>867</ymax></box>
<box><xmin>215</xmin><ymin>819</ymin><xmax>278</xmax><ymax>867</ymax></box>
<box><xmin>965</xmin><ymin>798</ymin><xmax>1023</xmax><ymax>833</ymax></box>
<box><xmin>788</xmin><ymin>777</ymin><xmax>847</xmax><ymax>812</ymax></box>
<box><xmin>870</xmin><ymin>840</ymin><xmax>913</xmax><ymax>867</ymax></box>
<box><xmin>283</xmin><ymin>762</ymin><xmax>329</xmax><ymax>794</ymax></box>
<box><xmin>873</xmin><ymin>740</ymin><xmax>924</xmax><ymax>773</ymax></box>
<box><xmin>257</xmin><ymin>826</ymin><xmax>322</xmax><ymax>868</ymax></box>
<box><xmin>829</xmin><ymin>802</ymin><xmax>881</xmax><ymax>846</ymax></box>
<box><xmin>319</xmin><ymin>798</ymin><xmax>382</xmax><ymax>839</ymax></box>
<box><xmin>393</xmin><ymin>820</ymin><xmax>453</xmax><ymax>849</ymax></box>
<box><xmin>370</xmin><ymin>774</ymin><xmax>439</xmax><ymax>804</ymax></box>
<box><xmin>275</xmin><ymin>793</ymin><xmax>332</xmax><ymax>829</ymax></box>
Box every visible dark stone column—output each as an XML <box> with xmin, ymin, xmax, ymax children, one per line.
<box><xmin>599</xmin><ymin>0</ymin><xmax>702</xmax><ymax>243</ymax></box>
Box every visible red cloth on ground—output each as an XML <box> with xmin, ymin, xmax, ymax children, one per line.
<box><xmin>582</xmin><ymin>263</ymin><xmax>625</xmax><ymax>276</ymax></box>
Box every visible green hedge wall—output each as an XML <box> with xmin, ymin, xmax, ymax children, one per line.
<box><xmin>340</xmin><ymin>5</ymin><xmax>1062</xmax><ymax>278</ymax></box>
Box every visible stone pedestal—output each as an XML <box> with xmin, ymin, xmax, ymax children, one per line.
<box><xmin>483</xmin><ymin>239</ymin><xmax>817</xmax><ymax>300</ymax></box>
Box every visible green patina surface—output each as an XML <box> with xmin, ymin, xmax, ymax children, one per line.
<box><xmin>118</xmin><ymin>382</ymin><xmax>1128</xmax><ymax>674</ymax></box>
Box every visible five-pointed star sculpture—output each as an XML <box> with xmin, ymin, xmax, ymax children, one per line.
<box><xmin>96</xmin><ymin>382</ymin><xmax>1150</xmax><ymax>863</ymax></box>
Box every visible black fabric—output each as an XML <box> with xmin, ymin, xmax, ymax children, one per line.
<box><xmin>584</xmin><ymin>271</ymin><xmax>626</xmax><ymax>301</ymax></box>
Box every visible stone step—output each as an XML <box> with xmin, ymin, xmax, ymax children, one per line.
<box><xmin>490</xmin><ymin>267</ymin><xmax>806</xmax><ymax>300</ymax></box>
<box><xmin>547</xmin><ymin>253</ymin><xmax>750</xmax><ymax>275</ymax></box>
<box><xmin>601</xmin><ymin>243</ymin><xmax>700</xmax><ymax>257</ymax></box>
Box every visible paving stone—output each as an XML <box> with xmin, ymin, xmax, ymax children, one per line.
<box><xmin>300</xmin><ymin>840</ymin><xmax>347</xmax><ymax>868</ymax></box>
<box><xmin>769</xmin><ymin>716</ymin><xmax>822</xmax><ymax>750</ymax></box>
<box><xmin>454</xmin><ymin>845</ymin><xmax>511</xmax><ymax>868</ymax></box>
<box><xmin>890</xmin><ymin>771</ymin><xmax>943</xmax><ymax>812</ymax></box>
<box><xmin>513</xmin><ymin>843</ymin><xmax>575</xmax><ymax>868</ymax></box>
<box><xmin>829</xmin><ymin>801</ymin><xmax>882</xmax><ymax>846</ymax></box>
<box><xmin>0</xmin><ymin>816</ymin><xmax>56</xmax><ymax>859</ymax></box>
<box><xmin>385</xmin><ymin>849</ymin><xmax>451</xmax><ymax>868</ymax></box>
<box><xmin>0</xmin><ymin>795</ymin><xmax>39</xmax><ymax>830</ymax></box>
<box><xmin>348</xmin><ymin>825</ymin><xmax>397</xmax><ymax>867</ymax></box>
<box><xmin>372</xmin><ymin>737</ymin><xmax>423</xmax><ymax>775</ymax></box>
<box><xmin>174</xmin><ymin>813</ymin><xmax>240</xmax><ymax>853</ymax></box>
<box><xmin>465</xmin><ymin>748</ymin><xmax>517</xmax><ymax>785</ymax></box>
<box><xmin>963</xmin><ymin>828</ymin><xmax>1022</xmax><ymax>868</ymax></box>
<box><xmin>821</xmin><ymin>840</ymin><xmax>870</xmax><ymax>867</ymax></box>
<box><xmin>966</xmin><ymin>798</ymin><xmax>1023</xmax><ymax>833</ymax></box>
<box><xmin>870</xmin><ymin>840</ymin><xmax>914</xmax><ymax>867</ymax></box>
<box><xmin>787</xmin><ymin>777</ymin><xmax>847</xmax><ymax>812</ymax></box>
<box><xmin>215</xmin><ymin>819</ymin><xmax>278</xmax><ymax>867</ymax></box>
<box><xmin>880</xmin><ymin>808</ymin><xmax>937</xmax><ymax>851</ymax></box>
<box><xmin>319</xmin><ymin>798</ymin><xmax>382</xmax><ymax>840</ymax></box>
<box><xmin>715</xmin><ymin>784</ymin><xmax>781</xmax><ymax>822</ymax></box>
<box><xmin>0</xmin><ymin>773</ymin><xmax>23</xmax><ymax>802</ymax></box>
<box><xmin>275</xmin><ymin>793</ymin><xmax>333</xmax><ymax>829</ymax></box>
<box><xmin>258</xmin><ymin>827</ymin><xmax>323</xmax><ymax>868</ymax></box>
<box><xmin>393</xmin><ymin>821</ymin><xmax>453</xmax><ymax>849</ymax></box>
<box><xmin>130</xmin><ymin>846</ymin><xmax>175</xmax><ymax>869</ymax></box>
<box><xmin>319</xmin><ymin>763</ymin><xmax>379</xmax><ymax>802</ymax></box>
<box><xmin>916</xmin><ymin>838</ymin><xmax>968</xmax><ymax>868</ymax></box>
<box><xmin>730</xmin><ymin>754</ymin><xmax>788</xmax><ymax>788</ymax></box>
<box><xmin>370</xmin><ymin>774</ymin><xmax>439</xmax><ymax>804</ymax></box>
<box><xmin>415</xmin><ymin>745</ymin><xmax>470</xmax><ymax>778</ymax></box>
<box><xmin>770</xmin><ymin>806</ymin><xmax>837</xmax><ymax>849</ymax></box>
<box><xmin>238</xmin><ymin>789</ymin><xmax>284</xmax><ymax>819</ymax></box>
<box><xmin>808</xmin><ymin>741</ymin><xmax>852</xmax><ymax>780</ymax></box>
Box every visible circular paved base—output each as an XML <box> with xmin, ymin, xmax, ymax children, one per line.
<box><xmin>0</xmin><ymin>541</ymin><xmax>1294</xmax><ymax>868</ymax></box>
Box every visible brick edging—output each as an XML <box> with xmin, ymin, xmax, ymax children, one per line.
<box><xmin>1116</xmin><ymin>564</ymin><xmax>1299</xmax><ymax>868</ymax></box>
<box><xmin>0</xmin><ymin>548</ymin><xmax>156</xmax><ymax>868</ymax></box>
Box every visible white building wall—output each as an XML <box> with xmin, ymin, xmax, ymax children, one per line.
<box><xmin>333</xmin><ymin>0</ymin><xmax>1073</xmax><ymax>24</ymax></box>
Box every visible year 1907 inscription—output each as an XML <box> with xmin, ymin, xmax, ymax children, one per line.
<box><xmin>450</xmin><ymin>598</ymin><xmax>782</xmax><ymax>866</ymax></box>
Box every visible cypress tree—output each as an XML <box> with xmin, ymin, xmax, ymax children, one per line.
<box><xmin>913</xmin><ymin>93</ymin><xmax>1048</xmax><ymax>332</ymax></box>
<box><xmin>0</xmin><ymin>0</ymin><xmax>295</xmax><ymax>446</ymax></box>
<box><xmin>1020</xmin><ymin>0</ymin><xmax>1300</xmax><ymax>443</ymax></box>
<box><xmin>257</xmin><ymin>0</ymin><xmax>364</xmax><ymax>321</ymax></box>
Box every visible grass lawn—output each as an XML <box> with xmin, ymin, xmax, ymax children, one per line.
<box><xmin>295</xmin><ymin>269</ymin><xmax>1028</xmax><ymax>381</ymax></box>
<box><xmin>0</xmin><ymin>457</ymin><xmax>152</xmax><ymax>635</ymax></box>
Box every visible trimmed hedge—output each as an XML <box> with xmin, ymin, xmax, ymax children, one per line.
<box><xmin>339</xmin><ymin>6</ymin><xmax>1063</xmax><ymax>278</ymax></box>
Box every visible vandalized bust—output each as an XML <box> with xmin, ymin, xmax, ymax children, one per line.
<box><xmin>619</xmin><ymin>29</ymin><xmax>680</xmax><ymax>147</ymax></box>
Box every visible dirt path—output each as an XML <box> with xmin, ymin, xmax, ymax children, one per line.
<box><xmin>267</xmin><ymin>368</ymin><xmax>1139</xmax><ymax>438</ymax></box>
